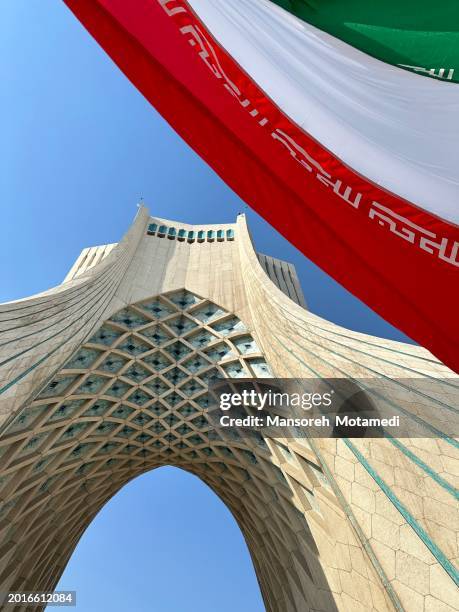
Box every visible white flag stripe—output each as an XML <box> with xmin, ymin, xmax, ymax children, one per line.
<box><xmin>188</xmin><ymin>0</ymin><xmax>459</xmax><ymax>225</ymax></box>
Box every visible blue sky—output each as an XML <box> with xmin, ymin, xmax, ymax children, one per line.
<box><xmin>1</xmin><ymin>1</ymin><xmax>413</xmax><ymax>610</ymax></box>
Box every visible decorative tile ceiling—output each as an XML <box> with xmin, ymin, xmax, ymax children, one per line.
<box><xmin>0</xmin><ymin>290</ymin><xmax>328</xmax><ymax>605</ymax></box>
<box><xmin>2</xmin><ymin>290</ymin><xmax>274</xmax><ymax>473</ymax></box>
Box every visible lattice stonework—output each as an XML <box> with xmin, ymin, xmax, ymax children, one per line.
<box><xmin>0</xmin><ymin>290</ymin><xmax>340</xmax><ymax>612</ymax></box>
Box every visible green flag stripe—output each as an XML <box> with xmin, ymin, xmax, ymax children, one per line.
<box><xmin>270</xmin><ymin>0</ymin><xmax>459</xmax><ymax>82</ymax></box>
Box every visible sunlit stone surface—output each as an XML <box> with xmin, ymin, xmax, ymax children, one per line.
<box><xmin>0</xmin><ymin>208</ymin><xmax>457</xmax><ymax>612</ymax></box>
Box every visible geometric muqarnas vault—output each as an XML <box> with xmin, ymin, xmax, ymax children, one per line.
<box><xmin>0</xmin><ymin>206</ymin><xmax>457</xmax><ymax>612</ymax></box>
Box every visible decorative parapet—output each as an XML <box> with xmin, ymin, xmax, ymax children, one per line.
<box><xmin>147</xmin><ymin>222</ymin><xmax>235</xmax><ymax>243</ymax></box>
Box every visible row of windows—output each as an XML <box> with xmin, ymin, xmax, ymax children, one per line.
<box><xmin>147</xmin><ymin>223</ymin><xmax>235</xmax><ymax>242</ymax></box>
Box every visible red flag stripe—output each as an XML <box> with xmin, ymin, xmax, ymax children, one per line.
<box><xmin>62</xmin><ymin>0</ymin><xmax>459</xmax><ymax>371</ymax></box>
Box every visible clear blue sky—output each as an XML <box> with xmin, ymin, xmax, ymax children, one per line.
<box><xmin>1</xmin><ymin>1</ymin><xmax>412</xmax><ymax>611</ymax></box>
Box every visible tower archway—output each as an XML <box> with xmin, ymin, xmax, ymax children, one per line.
<box><xmin>0</xmin><ymin>290</ymin><xmax>338</xmax><ymax>612</ymax></box>
<box><xmin>56</xmin><ymin>465</ymin><xmax>267</xmax><ymax>611</ymax></box>
<box><xmin>1</xmin><ymin>209</ymin><xmax>452</xmax><ymax>612</ymax></box>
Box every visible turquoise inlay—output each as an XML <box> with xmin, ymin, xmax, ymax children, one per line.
<box><xmin>222</xmin><ymin>361</ymin><xmax>246</xmax><ymax>378</ymax></box>
<box><xmin>0</xmin><ymin>265</ymin><xmax>118</xmax><ymax>340</ymax></box>
<box><xmin>97</xmin><ymin>441</ymin><xmax>121</xmax><ymax>454</ymax></box>
<box><xmin>387</xmin><ymin>435</ymin><xmax>458</xmax><ymax>501</ymax></box>
<box><xmin>0</xmin><ymin>281</ymin><xmax>90</xmax><ymax>323</ymax></box>
<box><xmin>204</xmin><ymin>342</ymin><xmax>233</xmax><ymax>363</ymax></box>
<box><xmin>111</xmin><ymin>404</ymin><xmax>134</xmax><ymax>420</ymax></box>
<box><xmin>248</xmin><ymin>358</ymin><xmax>272</xmax><ymax>378</ymax></box>
<box><xmin>39</xmin><ymin>374</ymin><xmax>79</xmax><ymax>398</ymax></box>
<box><xmin>211</xmin><ymin>315</ymin><xmax>246</xmax><ymax>336</ymax></box>
<box><xmin>270</xmin><ymin>331</ymin><xmax>459</xmax><ymax>589</ymax></box>
<box><xmin>95</xmin><ymin>421</ymin><xmax>118</xmax><ymax>435</ymax></box>
<box><xmin>61</xmin><ymin>422</ymin><xmax>89</xmax><ymax>440</ymax></box>
<box><xmin>83</xmin><ymin>399</ymin><xmax>114</xmax><ymax>417</ymax></box>
<box><xmin>127</xmin><ymin>388</ymin><xmax>152</xmax><ymax>407</ymax></box>
<box><xmin>138</xmin><ymin>298</ymin><xmax>174</xmax><ymax>319</ymax></box>
<box><xmin>176</xmin><ymin>423</ymin><xmax>192</xmax><ymax>436</ymax></box>
<box><xmin>0</xmin><ymin>262</ymin><xmax>120</xmax><ymax>402</ymax></box>
<box><xmin>163</xmin><ymin>391</ymin><xmax>183</xmax><ymax>407</ymax></box>
<box><xmin>346</xmin><ymin>439</ymin><xmax>459</xmax><ymax>587</ymax></box>
<box><xmin>273</xmin><ymin>296</ymin><xmax>458</xmax><ymax>394</ymax></box>
<box><xmin>0</xmin><ymin>263</ymin><xmax>120</xmax><ymax>361</ymax></box>
<box><xmin>118</xmin><ymin>335</ymin><xmax>151</xmax><ymax>356</ymax></box>
<box><xmin>192</xmin><ymin>303</ymin><xmax>225</xmax><ymax>324</ymax></box>
<box><xmin>65</xmin><ymin>347</ymin><xmax>102</xmax><ymax>370</ymax></box>
<box><xmin>8</xmin><ymin>404</ymin><xmax>48</xmax><ymax>433</ymax></box>
<box><xmin>282</xmin><ymin>329</ymin><xmax>459</xmax><ymax>450</ymax></box>
<box><xmin>178</xmin><ymin>403</ymin><xmax>198</xmax><ymax>418</ymax></box>
<box><xmin>265</xmin><ymin>340</ymin><xmax>402</xmax><ymax>610</ymax></box>
<box><xmin>148</xmin><ymin>402</ymin><xmax>168</xmax><ymax>417</ymax></box>
<box><xmin>187</xmin><ymin>329</ymin><xmax>216</xmax><ymax>349</ymax></box>
<box><xmin>198</xmin><ymin>367</ymin><xmax>222</xmax><ymax>385</ymax></box>
<box><xmin>163</xmin><ymin>366</ymin><xmax>188</xmax><ymax>385</ymax></box>
<box><xmin>145</xmin><ymin>377</ymin><xmax>170</xmax><ymax>395</ymax></box>
<box><xmin>191</xmin><ymin>414</ymin><xmax>208</xmax><ymax>430</ymax></box>
<box><xmin>131</xmin><ymin>412</ymin><xmax>152</xmax><ymax>426</ymax></box>
<box><xmin>180</xmin><ymin>379</ymin><xmax>204</xmax><ymax>397</ymax></box>
<box><xmin>306</xmin><ymin>438</ymin><xmax>404</xmax><ymax>612</ymax></box>
<box><xmin>279</xmin><ymin>330</ymin><xmax>459</xmax><ymax>497</ymax></box>
<box><xmin>70</xmin><ymin>442</ymin><xmax>97</xmax><ymax>459</ymax></box>
<box><xmin>233</xmin><ymin>335</ymin><xmax>259</xmax><ymax>355</ymax></box>
<box><xmin>298</xmin><ymin>327</ymin><xmax>459</xmax><ymax>416</ymax></box>
<box><xmin>75</xmin><ymin>374</ymin><xmax>108</xmax><ymax>395</ymax></box>
<box><xmin>150</xmin><ymin>422</ymin><xmax>166</xmax><ymax>435</ymax></box>
<box><xmin>140</xmin><ymin>324</ymin><xmax>172</xmax><ymax>346</ymax></box>
<box><xmin>106</xmin><ymin>380</ymin><xmax>131</xmax><ymax>399</ymax></box>
<box><xmin>136</xmin><ymin>432</ymin><xmax>152</xmax><ymax>444</ymax></box>
<box><xmin>143</xmin><ymin>352</ymin><xmax>172</xmax><ymax>372</ymax></box>
<box><xmin>123</xmin><ymin>363</ymin><xmax>152</xmax><ymax>384</ymax></box>
<box><xmin>89</xmin><ymin>324</ymin><xmax>123</xmax><ymax>346</ymax></box>
<box><xmin>109</xmin><ymin>307</ymin><xmax>150</xmax><ymax>329</ymax></box>
<box><xmin>258</xmin><ymin>271</ymin><xmax>445</xmax><ymax>369</ymax></box>
<box><xmin>98</xmin><ymin>354</ymin><xmax>128</xmax><ymax>374</ymax></box>
<box><xmin>146</xmin><ymin>225</ymin><xmax>235</xmax><ymax>243</ymax></box>
<box><xmin>307</xmin><ymin>320</ymin><xmax>451</xmax><ymax>369</ymax></box>
<box><xmin>166</xmin><ymin>315</ymin><xmax>198</xmax><ymax>336</ymax></box>
<box><xmin>168</xmin><ymin>290</ymin><xmax>200</xmax><ymax>309</ymax></box>
<box><xmin>1</xmin><ymin>333</ymin><xmax>80</xmax><ymax>397</ymax></box>
<box><xmin>164</xmin><ymin>340</ymin><xmax>192</xmax><ymax>361</ymax></box>
<box><xmin>165</xmin><ymin>412</ymin><xmax>179</xmax><ymax>427</ymax></box>
<box><xmin>182</xmin><ymin>354</ymin><xmax>210</xmax><ymax>374</ymax></box>
<box><xmin>188</xmin><ymin>434</ymin><xmax>204</xmax><ymax>446</ymax></box>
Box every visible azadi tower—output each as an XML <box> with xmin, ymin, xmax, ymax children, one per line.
<box><xmin>0</xmin><ymin>206</ymin><xmax>457</xmax><ymax>612</ymax></box>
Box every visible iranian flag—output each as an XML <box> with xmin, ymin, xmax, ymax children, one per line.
<box><xmin>62</xmin><ymin>0</ymin><xmax>459</xmax><ymax>372</ymax></box>
<box><xmin>271</xmin><ymin>0</ymin><xmax>459</xmax><ymax>83</ymax></box>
